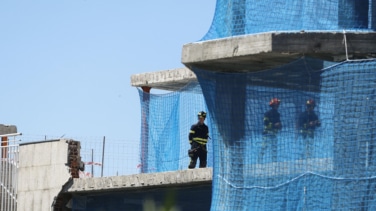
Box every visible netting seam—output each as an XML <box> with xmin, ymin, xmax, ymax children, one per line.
<box><xmin>319</xmin><ymin>58</ymin><xmax>376</xmax><ymax>73</ymax></box>
<box><xmin>218</xmin><ymin>171</ymin><xmax>376</xmax><ymax>190</ymax></box>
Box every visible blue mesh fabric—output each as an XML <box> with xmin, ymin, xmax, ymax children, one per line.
<box><xmin>134</xmin><ymin>58</ymin><xmax>376</xmax><ymax>210</ymax></box>
<box><xmin>134</xmin><ymin>0</ymin><xmax>376</xmax><ymax>209</ymax></box>
<box><xmin>71</xmin><ymin>59</ymin><xmax>376</xmax><ymax>211</ymax></box>
<box><xmin>193</xmin><ymin>58</ymin><xmax>376</xmax><ymax>210</ymax></box>
<box><xmin>70</xmin><ymin>1</ymin><xmax>376</xmax><ymax>210</ymax></box>
<box><xmin>201</xmin><ymin>0</ymin><xmax>376</xmax><ymax>40</ymax></box>
<box><xmin>138</xmin><ymin>82</ymin><xmax>214</xmax><ymax>173</ymax></box>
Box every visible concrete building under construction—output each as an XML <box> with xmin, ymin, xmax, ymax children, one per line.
<box><xmin>2</xmin><ymin>0</ymin><xmax>376</xmax><ymax>210</ymax></box>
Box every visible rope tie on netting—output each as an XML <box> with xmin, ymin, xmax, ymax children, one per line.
<box><xmin>342</xmin><ymin>29</ymin><xmax>349</xmax><ymax>61</ymax></box>
<box><xmin>218</xmin><ymin>172</ymin><xmax>376</xmax><ymax>190</ymax></box>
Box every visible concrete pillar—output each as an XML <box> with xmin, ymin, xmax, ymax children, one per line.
<box><xmin>214</xmin><ymin>75</ymin><xmax>247</xmax><ymax>208</ymax></box>
<box><xmin>338</xmin><ymin>0</ymin><xmax>369</xmax><ymax>29</ymax></box>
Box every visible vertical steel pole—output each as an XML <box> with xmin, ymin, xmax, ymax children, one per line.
<box><xmin>101</xmin><ymin>136</ymin><xmax>105</xmax><ymax>177</ymax></box>
<box><xmin>91</xmin><ymin>149</ymin><xmax>94</xmax><ymax>177</ymax></box>
<box><xmin>1</xmin><ymin>143</ymin><xmax>3</xmax><ymax>211</ymax></box>
<box><xmin>6</xmin><ymin>146</ymin><xmax>9</xmax><ymax>211</ymax></box>
<box><xmin>1</xmin><ymin>136</ymin><xmax>7</xmax><ymax>158</ymax></box>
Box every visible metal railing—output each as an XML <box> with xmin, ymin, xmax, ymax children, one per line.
<box><xmin>0</xmin><ymin>133</ymin><xmax>21</xmax><ymax>211</ymax></box>
<box><xmin>20</xmin><ymin>135</ymin><xmax>141</xmax><ymax>178</ymax></box>
<box><xmin>79</xmin><ymin>136</ymin><xmax>140</xmax><ymax>177</ymax></box>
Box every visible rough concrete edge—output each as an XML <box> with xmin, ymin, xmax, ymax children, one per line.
<box><xmin>182</xmin><ymin>32</ymin><xmax>274</xmax><ymax>63</ymax></box>
<box><xmin>130</xmin><ymin>67</ymin><xmax>196</xmax><ymax>88</ymax></box>
<box><xmin>67</xmin><ymin>168</ymin><xmax>213</xmax><ymax>193</ymax></box>
<box><xmin>181</xmin><ymin>31</ymin><xmax>376</xmax><ymax>64</ymax></box>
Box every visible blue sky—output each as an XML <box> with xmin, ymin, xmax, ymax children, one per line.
<box><xmin>1</xmin><ymin>1</ymin><xmax>216</xmax><ymax>142</ymax></box>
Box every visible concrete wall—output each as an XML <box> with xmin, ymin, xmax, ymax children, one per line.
<box><xmin>17</xmin><ymin>139</ymin><xmax>71</xmax><ymax>211</ymax></box>
<box><xmin>64</xmin><ymin>168</ymin><xmax>213</xmax><ymax>211</ymax></box>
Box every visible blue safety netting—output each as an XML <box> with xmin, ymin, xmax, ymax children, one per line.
<box><xmin>133</xmin><ymin>0</ymin><xmax>376</xmax><ymax>210</ymax></box>
<box><xmin>138</xmin><ymin>82</ymin><xmax>214</xmax><ymax>173</ymax></box>
<box><xmin>193</xmin><ymin>57</ymin><xmax>376</xmax><ymax>210</ymax></box>
<box><xmin>70</xmin><ymin>58</ymin><xmax>376</xmax><ymax>211</ymax></box>
<box><xmin>67</xmin><ymin>1</ymin><xmax>376</xmax><ymax>211</ymax></box>
<box><xmin>201</xmin><ymin>0</ymin><xmax>376</xmax><ymax>40</ymax></box>
<box><xmin>136</xmin><ymin>57</ymin><xmax>376</xmax><ymax>211</ymax></box>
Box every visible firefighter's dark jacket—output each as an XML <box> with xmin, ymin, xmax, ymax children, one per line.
<box><xmin>263</xmin><ymin>108</ymin><xmax>282</xmax><ymax>134</ymax></box>
<box><xmin>189</xmin><ymin>122</ymin><xmax>209</xmax><ymax>145</ymax></box>
<box><xmin>298</xmin><ymin>111</ymin><xmax>320</xmax><ymax>130</ymax></box>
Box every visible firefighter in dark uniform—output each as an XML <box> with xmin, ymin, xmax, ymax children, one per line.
<box><xmin>188</xmin><ymin>111</ymin><xmax>209</xmax><ymax>169</ymax></box>
<box><xmin>259</xmin><ymin>98</ymin><xmax>282</xmax><ymax>163</ymax></box>
<box><xmin>297</xmin><ymin>99</ymin><xmax>321</xmax><ymax>158</ymax></box>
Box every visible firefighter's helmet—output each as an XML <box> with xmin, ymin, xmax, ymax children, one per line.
<box><xmin>269</xmin><ymin>98</ymin><xmax>281</xmax><ymax>107</ymax></box>
<box><xmin>198</xmin><ymin>111</ymin><xmax>207</xmax><ymax>118</ymax></box>
<box><xmin>306</xmin><ymin>99</ymin><xmax>316</xmax><ymax>107</ymax></box>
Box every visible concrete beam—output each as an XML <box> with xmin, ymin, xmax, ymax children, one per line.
<box><xmin>67</xmin><ymin>168</ymin><xmax>212</xmax><ymax>193</ymax></box>
<box><xmin>182</xmin><ymin>31</ymin><xmax>376</xmax><ymax>72</ymax></box>
<box><xmin>130</xmin><ymin>32</ymin><xmax>376</xmax><ymax>91</ymax></box>
<box><xmin>0</xmin><ymin>124</ymin><xmax>17</xmax><ymax>135</ymax></box>
<box><xmin>130</xmin><ymin>67</ymin><xmax>197</xmax><ymax>91</ymax></box>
